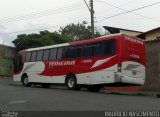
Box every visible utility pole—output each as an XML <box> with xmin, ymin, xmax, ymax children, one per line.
<box><xmin>84</xmin><ymin>0</ymin><xmax>94</xmax><ymax>38</ymax></box>
<box><xmin>90</xmin><ymin>0</ymin><xmax>94</xmax><ymax>38</ymax></box>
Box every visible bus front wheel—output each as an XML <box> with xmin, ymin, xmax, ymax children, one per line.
<box><xmin>21</xmin><ymin>75</ymin><xmax>32</xmax><ymax>87</ymax></box>
<box><xmin>66</xmin><ymin>75</ymin><xmax>81</xmax><ymax>90</ymax></box>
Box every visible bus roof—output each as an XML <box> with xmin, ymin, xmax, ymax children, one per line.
<box><xmin>26</xmin><ymin>43</ymin><xmax>69</xmax><ymax>52</ymax></box>
<box><xmin>69</xmin><ymin>33</ymin><xmax>122</xmax><ymax>45</ymax></box>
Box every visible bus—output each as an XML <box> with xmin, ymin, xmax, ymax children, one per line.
<box><xmin>13</xmin><ymin>34</ymin><xmax>146</xmax><ymax>92</ymax></box>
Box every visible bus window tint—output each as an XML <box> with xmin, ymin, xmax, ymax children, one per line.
<box><xmin>57</xmin><ymin>48</ymin><xmax>63</xmax><ymax>59</ymax></box>
<box><xmin>93</xmin><ymin>42</ymin><xmax>105</xmax><ymax>56</ymax></box>
<box><xmin>50</xmin><ymin>48</ymin><xmax>57</xmax><ymax>60</ymax></box>
<box><xmin>31</xmin><ymin>51</ymin><xmax>37</xmax><ymax>62</ymax></box>
<box><xmin>83</xmin><ymin>44</ymin><xmax>93</xmax><ymax>57</ymax></box>
<box><xmin>36</xmin><ymin>50</ymin><xmax>43</xmax><ymax>61</ymax></box>
<box><xmin>26</xmin><ymin>52</ymin><xmax>31</xmax><ymax>62</ymax></box>
<box><xmin>74</xmin><ymin>46</ymin><xmax>82</xmax><ymax>58</ymax></box>
<box><xmin>43</xmin><ymin>49</ymin><xmax>50</xmax><ymax>61</ymax></box>
<box><xmin>105</xmin><ymin>40</ymin><xmax>116</xmax><ymax>56</ymax></box>
<box><xmin>65</xmin><ymin>47</ymin><xmax>74</xmax><ymax>58</ymax></box>
<box><xmin>65</xmin><ymin>46</ymin><xmax>82</xmax><ymax>58</ymax></box>
<box><xmin>15</xmin><ymin>53</ymin><xmax>22</xmax><ymax>69</ymax></box>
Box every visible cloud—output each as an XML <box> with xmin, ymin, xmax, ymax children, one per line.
<box><xmin>0</xmin><ymin>33</ymin><xmax>16</xmax><ymax>46</ymax></box>
<box><xmin>0</xmin><ymin>24</ymin><xmax>6</xmax><ymax>31</ymax></box>
<box><xmin>0</xmin><ymin>21</ymin><xmax>54</xmax><ymax>46</ymax></box>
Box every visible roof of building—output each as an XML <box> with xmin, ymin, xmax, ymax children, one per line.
<box><xmin>103</xmin><ymin>26</ymin><xmax>143</xmax><ymax>34</ymax></box>
<box><xmin>137</xmin><ymin>27</ymin><xmax>160</xmax><ymax>37</ymax></box>
<box><xmin>137</xmin><ymin>27</ymin><xmax>160</xmax><ymax>42</ymax></box>
<box><xmin>145</xmin><ymin>37</ymin><xmax>160</xmax><ymax>42</ymax></box>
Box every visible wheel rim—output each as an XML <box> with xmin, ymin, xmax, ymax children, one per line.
<box><xmin>68</xmin><ymin>78</ymin><xmax>74</xmax><ymax>88</ymax></box>
<box><xmin>23</xmin><ymin>77</ymin><xmax>29</xmax><ymax>85</ymax></box>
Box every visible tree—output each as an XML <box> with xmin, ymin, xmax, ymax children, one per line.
<box><xmin>59</xmin><ymin>21</ymin><xmax>101</xmax><ymax>40</ymax></box>
<box><xmin>12</xmin><ymin>30</ymin><xmax>73</xmax><ymax>51</ymax></box>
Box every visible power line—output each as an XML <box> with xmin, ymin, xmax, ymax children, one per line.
<box><xmin>0</xmin><ymin>4</ymin><xmax>84</xmax><ymax>23</ymax></box>
<box><xmin>95</xmin><ymin>0</ymin><xmax>137</xmax><ymax>17</ymax></box>
<box><xmin>0</xmin><ymin>2</ymin><xmax>85</xmax><ymax>24</ymax></box>
<box><xmin>84</xmin><ymin>0</ymin><xmax>91</xmax><ymax>12</ymax></box>
<box><xmin>97</xmin><ymin>0</ymin><xmax>160</xmax><ymax>23</ymax></box>
<box><xmin>0</xmin><ymin>19</ymin><xmax>91</xmax><ymax>35</ymax></box>
<box><xmin>98</xmin><ymin>1</ymin><xmax>160</xmax><ymax>23</ymax></box>
<box><xmin>0</xmin><ymin>25</ymin><xmax>60</xmax><ymax>34</ymax></box>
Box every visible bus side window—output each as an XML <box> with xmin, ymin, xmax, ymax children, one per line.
<box><xmin>43</xmin><ymin>49</ymin><xmax>50</xmax><ymax>61</ymax></box>
<box><xmin>65</xmin><ymin>47</ymin><xmax>74</xmax><ymax>58</ymax></box>
<box><xmin>49</xmin><ymin>48</ymin><xmax>57</xmax><ymax>60</ymax></box>
<box><xmin>26</xmin><ymin>52</ymin><xmax>31</xmax><ymax>62</ymax></box>
<box><xmin>83</xmin><ymin>44</ymin><xmax>93</xmax><ymax>57</ymax></box>
<box><xmin>105</xmin><ymin>39</ymin><xmax>116</xmax><ymax>56</ymax></box>
<box><xmin>36</xmin><ymin>50</ymin><xmax>43</xmax><ymax>61</ymax></box>
<box><xmin>93</xmin><ymin>42</ymin><xmax>105</xmax><ymax>56</ymax></box>
<box><xmin>57</xmin><ymin>48</ymin><xmax>63</xmax><ymax>59</ymax></box>
<box><xmin>74</xmin><ymin>46</ymin><xmax>82</xmax><ymax>58</ymax></box>
<box><xmin>31</xmin><ymin>51</ymin><xmax>37</xmax><ymax>62</ymax></box>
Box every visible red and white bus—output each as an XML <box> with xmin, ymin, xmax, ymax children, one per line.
<box><xmin>13</xmin><ymin>34</ymin><xmax>146</xmax><ymax>92</ymax></box>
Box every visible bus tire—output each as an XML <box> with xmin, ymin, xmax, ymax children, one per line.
<box><xmin>87</xmin><ymin>85</ymin><xmax>101</xmax><ymax>92</ymax></box>
<box><xmin>42</xmin><ymin>83</ymin><xmax>50</xmax><ymax>88</ymax></box>
<box><xmin>66</xmin><ymin>75</ymin><xmax>81</xmax><ymax>90</ymax></box>
<box><xmin>21</xmin><ymin>75</ymin><xmax>32</xmax><ymax>87</ymax></box>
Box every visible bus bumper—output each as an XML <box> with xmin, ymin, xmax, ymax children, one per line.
<box><xmin>114</xmin><ymin>73</ymin><xmax>145</xmax><ymax>85</ymax></box>
<box><xmin>121</xmin><ymin>75</ymin><xmax>145</xmax><ymax>85</ymax></box>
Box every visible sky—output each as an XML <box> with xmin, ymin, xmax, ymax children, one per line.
<box><xmin>0</xmin><ymin>0</ymin><xmax>160</xmax><ymax>46</ymax></box>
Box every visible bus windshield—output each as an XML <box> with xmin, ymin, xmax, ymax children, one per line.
<box><xmin>14</xmin><ymin>53</ymin><xmax>22</xmax><ymax>70</ymax></box>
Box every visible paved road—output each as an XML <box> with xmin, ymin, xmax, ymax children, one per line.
<box><xmin>0</xmin><ymin>79</ymin><xmax>160</xmax><ymax>111</ymax></box>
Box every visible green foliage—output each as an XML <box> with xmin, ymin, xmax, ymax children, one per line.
<box><xmin>12</xmin><ymin>21</ymin><xmax>102</xmax><ymax>51</ymax></box>
<box><xmin>0</xmin><ymin>59</ymin><xmax>13</xmax><ymax>76</ymax></box>
<box><xmin>59</xmin><ymin>21</ymin><xmax>101</xmax><ymax>40</ymax></box>
<box><xmin>51</xmin><ymin>32</ymin><xmax>73</xmax><ymax>44</ymax></box>
<box><xmin>12</xmin><ymin>30</ymin><xmax>73</xmax><ymax>51</ymax></box>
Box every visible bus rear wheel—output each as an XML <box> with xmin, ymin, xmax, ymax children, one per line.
<box><xmin>66</xmin><ymin>75</ymin><xmax>81</xmax><ymax>90</ymax></box>
<box><xmin>87</xmin><ymin>85</ymin><xmax>102</xmax><ymax>92</ymax></box>
<box><xmin>21</xmin><ymin>75</ymin><xmax>32</xmax><ymax>87</ymax></box>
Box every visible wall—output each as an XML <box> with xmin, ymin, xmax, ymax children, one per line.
<box><xmin>0</xmin><ymin>44</ymin><xmax>15</xmax><ymax>59</ymax></box>
<box><xmin>141</xmin><ymin>41</ymin><xmax>160</xmax><ymax>91</ymax></box>
<box><xmin>0</xmin><ymin>59</ymin><xmax>13</xmax><ymax>76</ymax></box>
<box><xmin>120</xmin><ymin>30</ymin><xmax>142</xmax><ymax>36</ymax></box>
<box><xmin>0</xmin><ymin>44</ymin><xmax>16</xmax><ymax>76</ymax></box>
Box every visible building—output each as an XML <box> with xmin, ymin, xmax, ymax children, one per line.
<box><xmin>137</xmin><ymin>27</ymin><xmax>160</xmax><ymax>91</ymax></box>
<box><xmin>103</xmin><ymin>26</ymin><xmax>142</xmax><ymax>36</ymax></box>
<box><xmin>137</xmin><ymin>27</ymin><xmax>160</xmax><ymax>41</ymax></box>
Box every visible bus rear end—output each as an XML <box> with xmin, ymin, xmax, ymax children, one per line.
<box><xmin>118</xmin><ymin>34</ymin><xmax>145</xmax><ymax>85</ymax></box>
<box><xmin>13</xmin><ymin>50</ymin><xmax>26</xmax><ymax>82</ymax></box>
